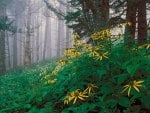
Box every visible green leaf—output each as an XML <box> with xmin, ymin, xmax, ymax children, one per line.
<box><xmin>101</xmin><ymin>85</ymin><xmax>113</xmax><ymax>95</ymax></box>
<box><xmin>106</xmin><ymin>99</ymin><xmax>117</xmax><ymax>108</ymax></box>
<box><xmin>127</xmin><ymin>64</ymin><xmax>139</xmax><ymax>76</ymax></box>
<box><xmin>97</xmin><ymin>69</ymin><xmax>106</xmax><ymax>79</ymax></box>
<box><xmin>117</xmin><ymin>74</ymin><xmax>128</xmax><ymax>85</ymax></box>
<box><xmin>39</xmin><ymin>108</ymin><xmax>46</xmax><ymax>113</ymax></box>
<box><xmin>23</xmin><ymin>104</ymin><xmax>31</xmax><ymax>109</ymax></box>
<box><xmin>118</xmin><ymin>97</ymin><xmax>130</xmax><ymax>107</ymax></box>
<box><xmin>141</xmin><ymin>95</ymin><xmax>150</xmax><ymax>108</ymax></box>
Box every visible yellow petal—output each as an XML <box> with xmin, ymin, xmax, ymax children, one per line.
<box><xmin>136</xmin><ymin>80</ymin><xmax>144</xmax><ymax>84</ymax></box>
<box><xmin>128</xmin><ymin>86</ymin><xmax>131</xmax><ymax>96</ymax></box>
<box><xmin>123</xmin><ymin>84</ymin><xmax>130</xmax><ymax>87</ymax></box>
<box><xmin>88</xmin><ymin>88</ymin><xmax>91</xmax><ymax>94</ymax></box>
<box><xmin>136</xmin><ymin>84</ymin><xmax>142</xmax><ymax>87</ymax></box>
<box><xmin>133</xmin><ymin>85</ymin><xmax>140</xmax><ymax>92</ymax></box>
<box><xmin>121</xmin><ymin>86</ymin><xmax>129</xmax><ymax>93</ymax></box>
<box><xmin>78</xmin><ymin>96</ymin><xmax>85</xmax><ymax>101</ymax></box>
<box><xmin>73</xmin><ymin>97</ymin><xmax>77</xmax><ymax>104</ymax></box>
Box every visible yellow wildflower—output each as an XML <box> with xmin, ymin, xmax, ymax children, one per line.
<box><xmin>51</xmin><ymin>68</ymin><xmax>60</xmax><ymax>75</ymax></box>
<box><xmin>46</xmin><ymin>79</ymin><xmax>57</xmax><ymax>84</ymax></box>
<box><xmin>88</xmin><ymin>46</ymin><xmax>99</xmax><ymax>57</ymax></box>
<box><xmin>95</xmin><ymin>52</ymin><xmax>109</xmax><ymax>60</ymax></box>
<box><xmin>121</xmin><ymin>80</ymin><xmax>144</xmax><ymax>96</ymax></box>
<box><xmin>91</xmin><ymin>29</ymin><xmax>110</xmax><ymax>40</ymax></box>
<box><xmin>64</xmin><ymin>48</ymin><xmax>82</xmax><ymax>58</ymax></box>
<box><xmin>73</xmin><ymin>33</ymin><xmax>80</xmax><ymax>40</ymax></box>
<box><xmin>64</xmin><ymin>89</ymin><xmax>88</xmax><ymax>104</ymax></box>
<box><xmin>137</xmin><ymin>43</ymin><xmax>150</xmax><ymax>49</ymax></box>
<box><xmin>127</xmin><ymin>22</ymin><xmax>132</xmax><ymax>26</ymax></box>
<box><xmin>84</xmin><ymin>83</ymin><xmax>98</xmax><ymax>94</ymax></box>
<box><xmin>145</xmin><ymin>43</ymin><xmax>150</xmax><ymax>49</ymax></box>
<box><xmin>43</xmin><ymin>74</ymin><xmax>52</xmax><ymax>79</ymax></box>
<box><xmin>57</xmin><ymin>60</ymin><xmax>68</xmax><ymax>66</ymax></box>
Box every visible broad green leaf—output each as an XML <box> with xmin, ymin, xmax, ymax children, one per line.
<box><xmin>118</xmin><ymin>97</ymin><xmax>130</xmax><ymax>107</ymax></box>
<box><xmin>127</xmin><ymin>64</ymin><xmax>139</xmax><ymax>76</ymax></box>
<box><xmin>106</xmin><ymin>99</ymin><xmax>117</xmax><ymax>108</ymax></box>
<box><xmin>101</xmin><ymin>85</ymin><xmax>113</xmax><ymax>95</ymax></box>
<box><xmin>141</xmin><ymin>95</ymin><xmax>150</xmax><ymax>108</ymax></box>
<box><xmin>117</xmin><ymin>74</ymin><xmax>128</xmax><ymax>84</ymax></box>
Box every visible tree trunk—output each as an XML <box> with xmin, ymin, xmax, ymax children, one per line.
<box><xmin>57</xmin><ymin>3</ymin><xmax>64</xmax><ymax>57</ymax></box>
<box><xmin>125</xmin><ymin>0</ymin><xmax>137</xmax><ymax>46</ymax></box>
<box><xmin>13</xmin><ymin>11</ymin><xmax>18</xmax><ymax>68</ymax></box>
<box><xmin>43</xmin><ymin>8</ymin><xmax>51</xmax><ymax>60</ymax></box>
<box><xmin>0</xmin><ymin>6</ymin><xmax>6</xmax><ymax>75</ymax></box>
<box><xmin>100</xmin><ymin>0</ymin><xmax>109</xmax><ymax>27</ymax></box>
<box><xmin>5</xmin><ymin>31</ymin><xmax>11</xmax><ymax>69</ymax></box>
<box><xmin>66</xmin><ymin>2</ymin><xmax>71</xmax><ymax>49</ymax></box>
<box><xmin>13</xmin><ymin>33</ymin><xmax>18</xmax><ymax>68</ymax></box>
<box><xmin>137</xmin><ymin>0</ymin><xmax>147</xmax><ymax>45</ymax></box>
<box><xmin>0</xmin><ymin>31</ymin><xmax>6</xmax><ymax>75</ymax></box>
<box><xmin>24</xmin><ymin>0</ymin><xmax>31</xmax><ymax>66</ymax></box>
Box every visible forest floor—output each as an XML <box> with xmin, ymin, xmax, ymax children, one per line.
<box><xmin>0</xmin><ymin>59</ymin><xmax>57</xmax><ymax>113</ymax></box>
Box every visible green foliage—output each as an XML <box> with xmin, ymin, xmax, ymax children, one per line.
<box><xmin>0</xmin><ymin>60</ymin><xmax>56</xmax><ymax>113</ymax></box>
<box><xmin>41</xmin><ymin>38</ymin><xmax>150</xmax><ymax>113</ymax></box>
<box><xmin>0</xmin><ymin>38</ymin><xmax>150</xmax><ymax>113</ymax></box>
<box><xmin>0</xmin><ymin>16</ymin><xmax>17</xmax><ymax>32</ymax></box>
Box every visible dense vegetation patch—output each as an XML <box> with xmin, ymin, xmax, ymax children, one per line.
<box><xmin>0</xmin><ymin>25</ymin><xmax>150</xmax><ymax>113</ymax></box>
<box><xmin>43</xmin><ymin>31</ymin><xmax>150</xmax><ymax>113</ymax></box>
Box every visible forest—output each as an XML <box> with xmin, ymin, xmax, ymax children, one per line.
<box><xmin>0</xmin><ymin>0</ymin><xmax>150</xmax><ymax>113</ymax></box>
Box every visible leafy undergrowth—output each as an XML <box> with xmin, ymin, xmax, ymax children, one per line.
<box><xmin>0</xmin><ymin>59</ymin><xmax>57</xmax><ymax>113</ymax></box>
<box><xmin>0</xmin><ymin>32</ymin><xmax>150</xmax><ymax>113</ymax></box>
<box><xmin>40</xmin><ymin>32</ymin><xmax>150</xmax><ymax>113</ymax></box>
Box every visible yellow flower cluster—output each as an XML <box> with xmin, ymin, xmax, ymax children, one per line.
<box><xmin>43</xmin><ymin>59</ymin><xmax>68</xmax><ymax>84</ymax></box>
<box><xmin>46</xmin><ymin>78</ymin><xmax>57</xmax><ymax>84</ymax></box>
<box><xmin>86</xmin><ymin>46</ymin><xmax>109</xmax><ymax>60</ymax></box>
<box><xmin>82</xmin><ymin>43</ymin><xmax>90</xmax><ymax>50</ymax></box>
<box><xmin>90</xmin><ymin>22</ymin><xmax>131</xmax><ymax>41</ymax></box>
<box><xmin>64</xmin><ymin>84</ymin><xmax>98</xmax><ymax>104</ymax></box>
<box><xmin>91</xmin><ymin>29</ymin><xmax>111</xmax><ymax>40</ymax></box>
<box><xmin>111</xmin><ymin>34</ymin><xmax>125</xmax><ymax>39</ymax></box>
<box><xmin>121</xmin><ymin>80</ymin><xmax>144</xmax><ymax>96</ymax></box>
<box><xmin>43</xmin><ymin>68</ymin><xmax>59</xmax><ymax>84</ymax></box>
<box><xmin>64</xmin><ymin>89</ymin><xmax>88</xmax><ymax>104</ymax></box>
<box><xmin>57</xmin><ymin>59</ymin><xmax>68</xmax><ymax>67</ymax></box>
<box><xmin>73</xmin><ymin>33</ymin><xmax>82</xmax><ymax>48</ymax></box>
<box><xmin>116</xmin><ymin>22</ymin><xmax>132</xmax><ymax>28</ymax></box>
<box><xmin>64</xmin><ymin>48</ymin><xmax>82</xmax><ymax>59</ymax></box>
<box><xmin>84</xmin><ymin>83</ymin><xmax>98</xmax><ymax>94</ymax></box>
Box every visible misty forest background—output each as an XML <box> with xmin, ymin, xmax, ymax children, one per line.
<box><xmin>0</xmin><ymin>0</ymin><xmax>73</xmax><ymax>74</ymax></box>
<box><xmin>0</xmin><ymin>0</ymin><xmax>150</xmax><ymax>113</ymax></box>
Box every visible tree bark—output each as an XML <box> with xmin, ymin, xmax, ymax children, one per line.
<box><xmin>137</xmin><ymin>0</ymin><xmax>147</xmax><ymax>45</ymax></box>
<box><xmin>24</xmin><ymin>0</ymin><xmax>32</xmax><ymax>66</ymax></box>
<box><xmin>0</xmin><ymin>31</ymin><xmax>6</xmax><ymax>75</ymax></box>
<box><xmin>0</xmin><ymin>6</ymin><xmax>6</xmax><ymax>75</ymax></box>
<box><xmin>125</xmin><ymin>0</ymin><xmax>137</xmax><ymax>46</ymax></box>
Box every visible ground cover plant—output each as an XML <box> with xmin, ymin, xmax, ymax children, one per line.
<box><xmin>0</xmin><ymin>60</ymin><xmax>57</xmax><ymax>113</ymax></box>
<box><xmin>42</xmin><ymin>23</ymin><xmax>150</xmax><ymax>113</ymax></box>
<box><xmin>0</xmin><ymin>23</ymin><xmax>150</xmax><ymax>113</ymax></box>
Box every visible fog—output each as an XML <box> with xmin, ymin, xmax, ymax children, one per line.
<box><xmin>3</xmin><ymin>0</ymin><xmax>72</xmax><ymax>69</ymax></box>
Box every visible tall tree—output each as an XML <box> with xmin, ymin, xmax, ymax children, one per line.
<box><xmin>0</xmin><ymin>3</ymin><xmax>6</xmax><ymax>75</ymax></box>
<box><xmin>124</xmin><ymin>0</ymin><xmax>137</xmax><ymax>46</ymax></box>
<box><xmin>12</xmin><ymin>9</ymin><xmax>18</xmax><ymax>68</ymax></box>
<box><xmin>137</xmin><ymin>0</ymin><xmax>147</xmax><ymax>44</ymax></box>
<box><xmin>24</xmin><ymin>0</ymin><xmax>32</xmax><ymax>65</ymax></box>
<box><xmin>43</xmin><ymin>8</ymin><xmax>51</xmax><ymax>60</ymax></box>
